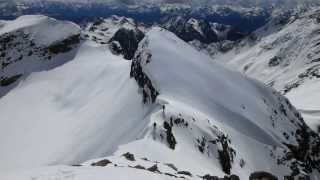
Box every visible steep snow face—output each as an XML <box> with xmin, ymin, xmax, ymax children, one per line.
<box><xmin>0</xmin><ymin>15</ymin><xmax>81</xmax><ymax>97</ymax></box>
<box><xmin>130</xmin><ymin>28</ymin><xmax>320</xmax><ymax>179</ymax></box>
<box><xmin>215</xmin><ymin>8</ymin><xmax>320</xmax><ymax>132</ymax></box>
<box><xmin>0</xmin><ymin>41</ymin><xmax>152</xmax><ymax>170</ymax></box>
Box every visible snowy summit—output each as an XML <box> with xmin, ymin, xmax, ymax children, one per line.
<box><xmin>0</xmin><ymin>2</ymin><xmax>320</xmax><ymax>180</ymax></box>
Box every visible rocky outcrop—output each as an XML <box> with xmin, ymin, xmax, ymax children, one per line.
<box><xmin>109</xmin><ymin>28</ymin><xmax>144</xmax><ymax>60</ymax></box>
<box><xmin>249</xmin><ymin>172</ymin><xmax>278</xmax><ymax>180</ymax></box>
<box><xmin>271</xmin><ymin>92</ymin><xmax>320</xmax><ymax>176</ymax></box>
<box><xmin>122</xmin><ymin>152</ymin><xmax>136</xmax><ymax>161</ymax></box>
<box><xmin>163</xmin><ymin>121</ymin><xmax>177</xmax><ymax>150</ymax></box>
<box><xmin>162</xmin><ymin>16</ymin><xmax>246</xmax><ymax>45</ymax></box>
<box><xmin>217</xmin><ymin>135</ymin><xmax>234</xmax><ymax>175</ymax></box>
<box><xmin>0</xmin><ymin>74</ymin><xmax>22</xmax><ymax>87</ymax></box>
<box><xmin>47</xmin><ymin>34</ymin><xmax>80</xmax><ymax>54</ymax></box>
<box><xmin>202</xmin><ymin>174</ymin><xmax>240</xmax><ymax>180</ymax></box>
<box><xmin>162</xmin><ymin>16</ymin><xmax>218</xmax><ymax>44</ymax></box>
<box><xmin>84</xmin><ymin>16</ymin><xmax>145</xmax><ymax>60</ymax></box>
<box><xmin>91</xmin><ymin>159</ymin><xmax>112</xmax><ymax>167</ymax></box>
<box><xmin>130</xmin><ymin>39</ymin><xmax>159</xmax><ymax>103</ymax></box>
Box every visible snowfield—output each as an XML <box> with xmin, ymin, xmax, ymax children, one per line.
<box><xmin>0</xmin><ymin>15</ymin><xmax>80</xmax><ymax>46</ymax></box>
<box><xmin>0</xmin><ymin>15</ymin><xmax>81</xmax><ymax>97</ymax></box>
<box><xmin>0</xmin><ymin>41</ymin><xmax>152</xmax><ymax>170</ymax></box>
<box><xmin>215</xmin><ymin>8</ymin><xmax>320</xmax><ymax>132</ymax></box>
<box><xmin>0</xmin><ymin>15</ymin><xmax>319</xmax><ymax>180</ymax></box>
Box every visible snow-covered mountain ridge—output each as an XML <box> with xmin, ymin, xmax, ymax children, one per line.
<box><xmin>0</xmin><ymin>15</ymin><xmax>81</xmax><ymax>97</ymax></box>
<box><xmin>0</xmin><ymin>15</ymin><xmax>319</xmax><ymax>180</ymax></box>
<box><xmin>214</xmin><ymin>8</ymin><xmax>320</xmax><ymax>133</ymax></box>
<box><xmin>0</xmin><ymin>0</ymin><xmax>272</xmax><ymax>32</ymax></box>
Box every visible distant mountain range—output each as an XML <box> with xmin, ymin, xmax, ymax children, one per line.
<box><xmin>7</xmin><ymin>0</ymin><xmax>320</xmax><ymax>8</ymax></box>
<box><xmin>1</xmin><ymin>0</ymin><xmax>318</xmax><ymax>35</ymax></box>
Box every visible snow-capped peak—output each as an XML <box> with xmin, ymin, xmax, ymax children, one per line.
<box><xmin>187</xmin><ymin>18</ymin><xmax>204</xmax><ymax>36</ymax></box>
<box><xmin>0</xmin><ymin>15</ymin><xmax>80</xmax><ymax>46</ymax></box>
<box><xmin>0</xmin><ymin>13</ymin><xmax>319</xmax><ymax>180</ymax></box>
<box><xmin>0</xmin><ymin>15</ymin><xmax>81</xmax><ymax>97</ymax></box>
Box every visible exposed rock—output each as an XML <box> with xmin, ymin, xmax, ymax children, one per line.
<box><xmin>91</xmin><ymin>159</ymin><xmax>112</xmax><ymax>167</ymax></box>
<box><xmin>249</xmin><ymin>171</ymin><xmax>278</xmax><ymax>180</ymax></box>
<box><xmin>162</xmin><ymin>16</ymin><xmax>247</xmax><ymax>47</ymax></box>
<box><xmin>284</xmin><ymin>175</ymin><xmax>310</xmax><ymax>180</ymax></box>
<box><xmin>177</xmin><ymin>171</ymin><xmax>192</xmax><ymax>177</ymax></box>
<box><xmin>0</xmin><ymin>74</ymin><xmax>22</xmax><ymax>87</ymax></box>
<box><xmin>122</xmin><ymin>152</ymin><xmax>135</xmax><ymax>161</ymax></box>
<box><xmin>130</xmin><ymin>39</ymin><xmax>159</xmax><ymax>103</ymax></box>
<box><xmin>109</xmin><ymin>41</ymin><xmax>122</xmax><ymax>55</ymax></box>
<box><xmin>164</xmin><ymin>173</ymin><xmax>178</xmax><ymax>178</ymax></box>
<box><xmin>202</xmin><ymin>174</ymin><xmax>240</xmax><ymax>180</ymax></box>
<box><xmin>162</xmin><ymin>16</ymin><xmax>218</xmax><ymax>44</ymax></box>
<box><xmin>202</xmin><ymin>174</ymin><xmax>220</xmax><ymax>180</ymax></box>
<box><xmin>133</xmin><ymin>165</ymin><xmax>146</xmax><ymax>170</ymax></box>
<box><xmin>197</xmin><ymin>136</ymin><xmax>207</xmax><ymax>153</ymax></box>
<box><xmin>147</xmin><ymin>164</ymin><xmax>160</xmax><ymax>173</ymax></box>
<box><xmin>268</xmin><ymin>56</ymin><xmax>282</xmax><ymax>67</ymax></box>
<box><xmin>71</xmin><ymin>164</ymin><xmax>82</xmax><ymax>167</ymax></box>
<box><xmin>47</xmin><ymin>34</ymin><xmax>80</xmax><ymax>54</ymax></box>
<box><xmin>109</xmin><ymin>28</ymin><xmax>144</xmax><ymax>60</ymax></box>
<box><xmin>218</xmin><ymin>135</ymin><xmax>234</xmax><ymax>175</ymax></box>
<box><xmin>163</xmin><ymin>121</ymin><xmax>177</xmax><ymax>150</ymax></box>
<box><xmin>228</xmin><ymin>174</ymin><xmax>240</xmax><ymax>180</ymax></box>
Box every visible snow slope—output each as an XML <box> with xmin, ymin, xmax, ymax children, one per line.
<box><xmin>0</xmin><ymin>15</ymin><xmax>80</xmax><ymax>45</ymax></box>
<box><xmin>215</xmin><ymin>8</ymin><xmax>320</xmax><ymax>132</ymax></box>
<box><xmin>0</xmin><ymin>40</ymin><xmax>153</xmax><ymax>170</ymax></box>
<box><xmin>0</xmin><ymin>21</ymin><xmax>319</xmax><ymax>180</ymax></box>
<box><xmin>129</xmin><ymin>27</ymin><xmax>320</xmax><ymax>179</ymax></box>
<box><xmin>0</xmin><ymin>15</ymin><xmax>81</xmax><ymax>97</ymax></box>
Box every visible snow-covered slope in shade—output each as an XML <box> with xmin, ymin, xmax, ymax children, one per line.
<box><xmin>0</xmin><ymin>15</ymin><xmax>81</xmax><ymax>97</ymax></box>
<box><xmin>1</xmin><ymin>26</ymin><xmax>319</xmax><ymax>180</ymax></box>
<box><xmin>0</xmin><ymin>40</ymin><xmax>152</xmax><ymax>170</ymax></box>
<box><xmin>215</xmin><ymin>8</ymin><xmax>320</xmax><ymax>132</ymax></box>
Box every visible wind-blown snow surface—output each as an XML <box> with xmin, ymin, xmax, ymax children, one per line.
<box><xmin>0</xmin><ymin>15</ymin><xmax>81</xmax><ymax>97</ymax></box>
<box><xmin>215</xmin><ymin>8</ymin><xmax>320</xmax><ymax>132</ymax></box>
<box><xmin>0</xmin><ymin>41</ymin><xmax>151</xmax><ymax>170</ymax></box>
<box><xmin>0</xmin><ymin>24</ymin><xmax>319</xmax><ymax>179</ymax></box>
<box><xmin>129</xmin><ymin>28</ymin><xmax>319</xmax><ymax>179</ymax></box>
<box><xmin>0</xmin><ymin>15</ymin><xmax>79</xmax><ymax>45</ymax></box>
